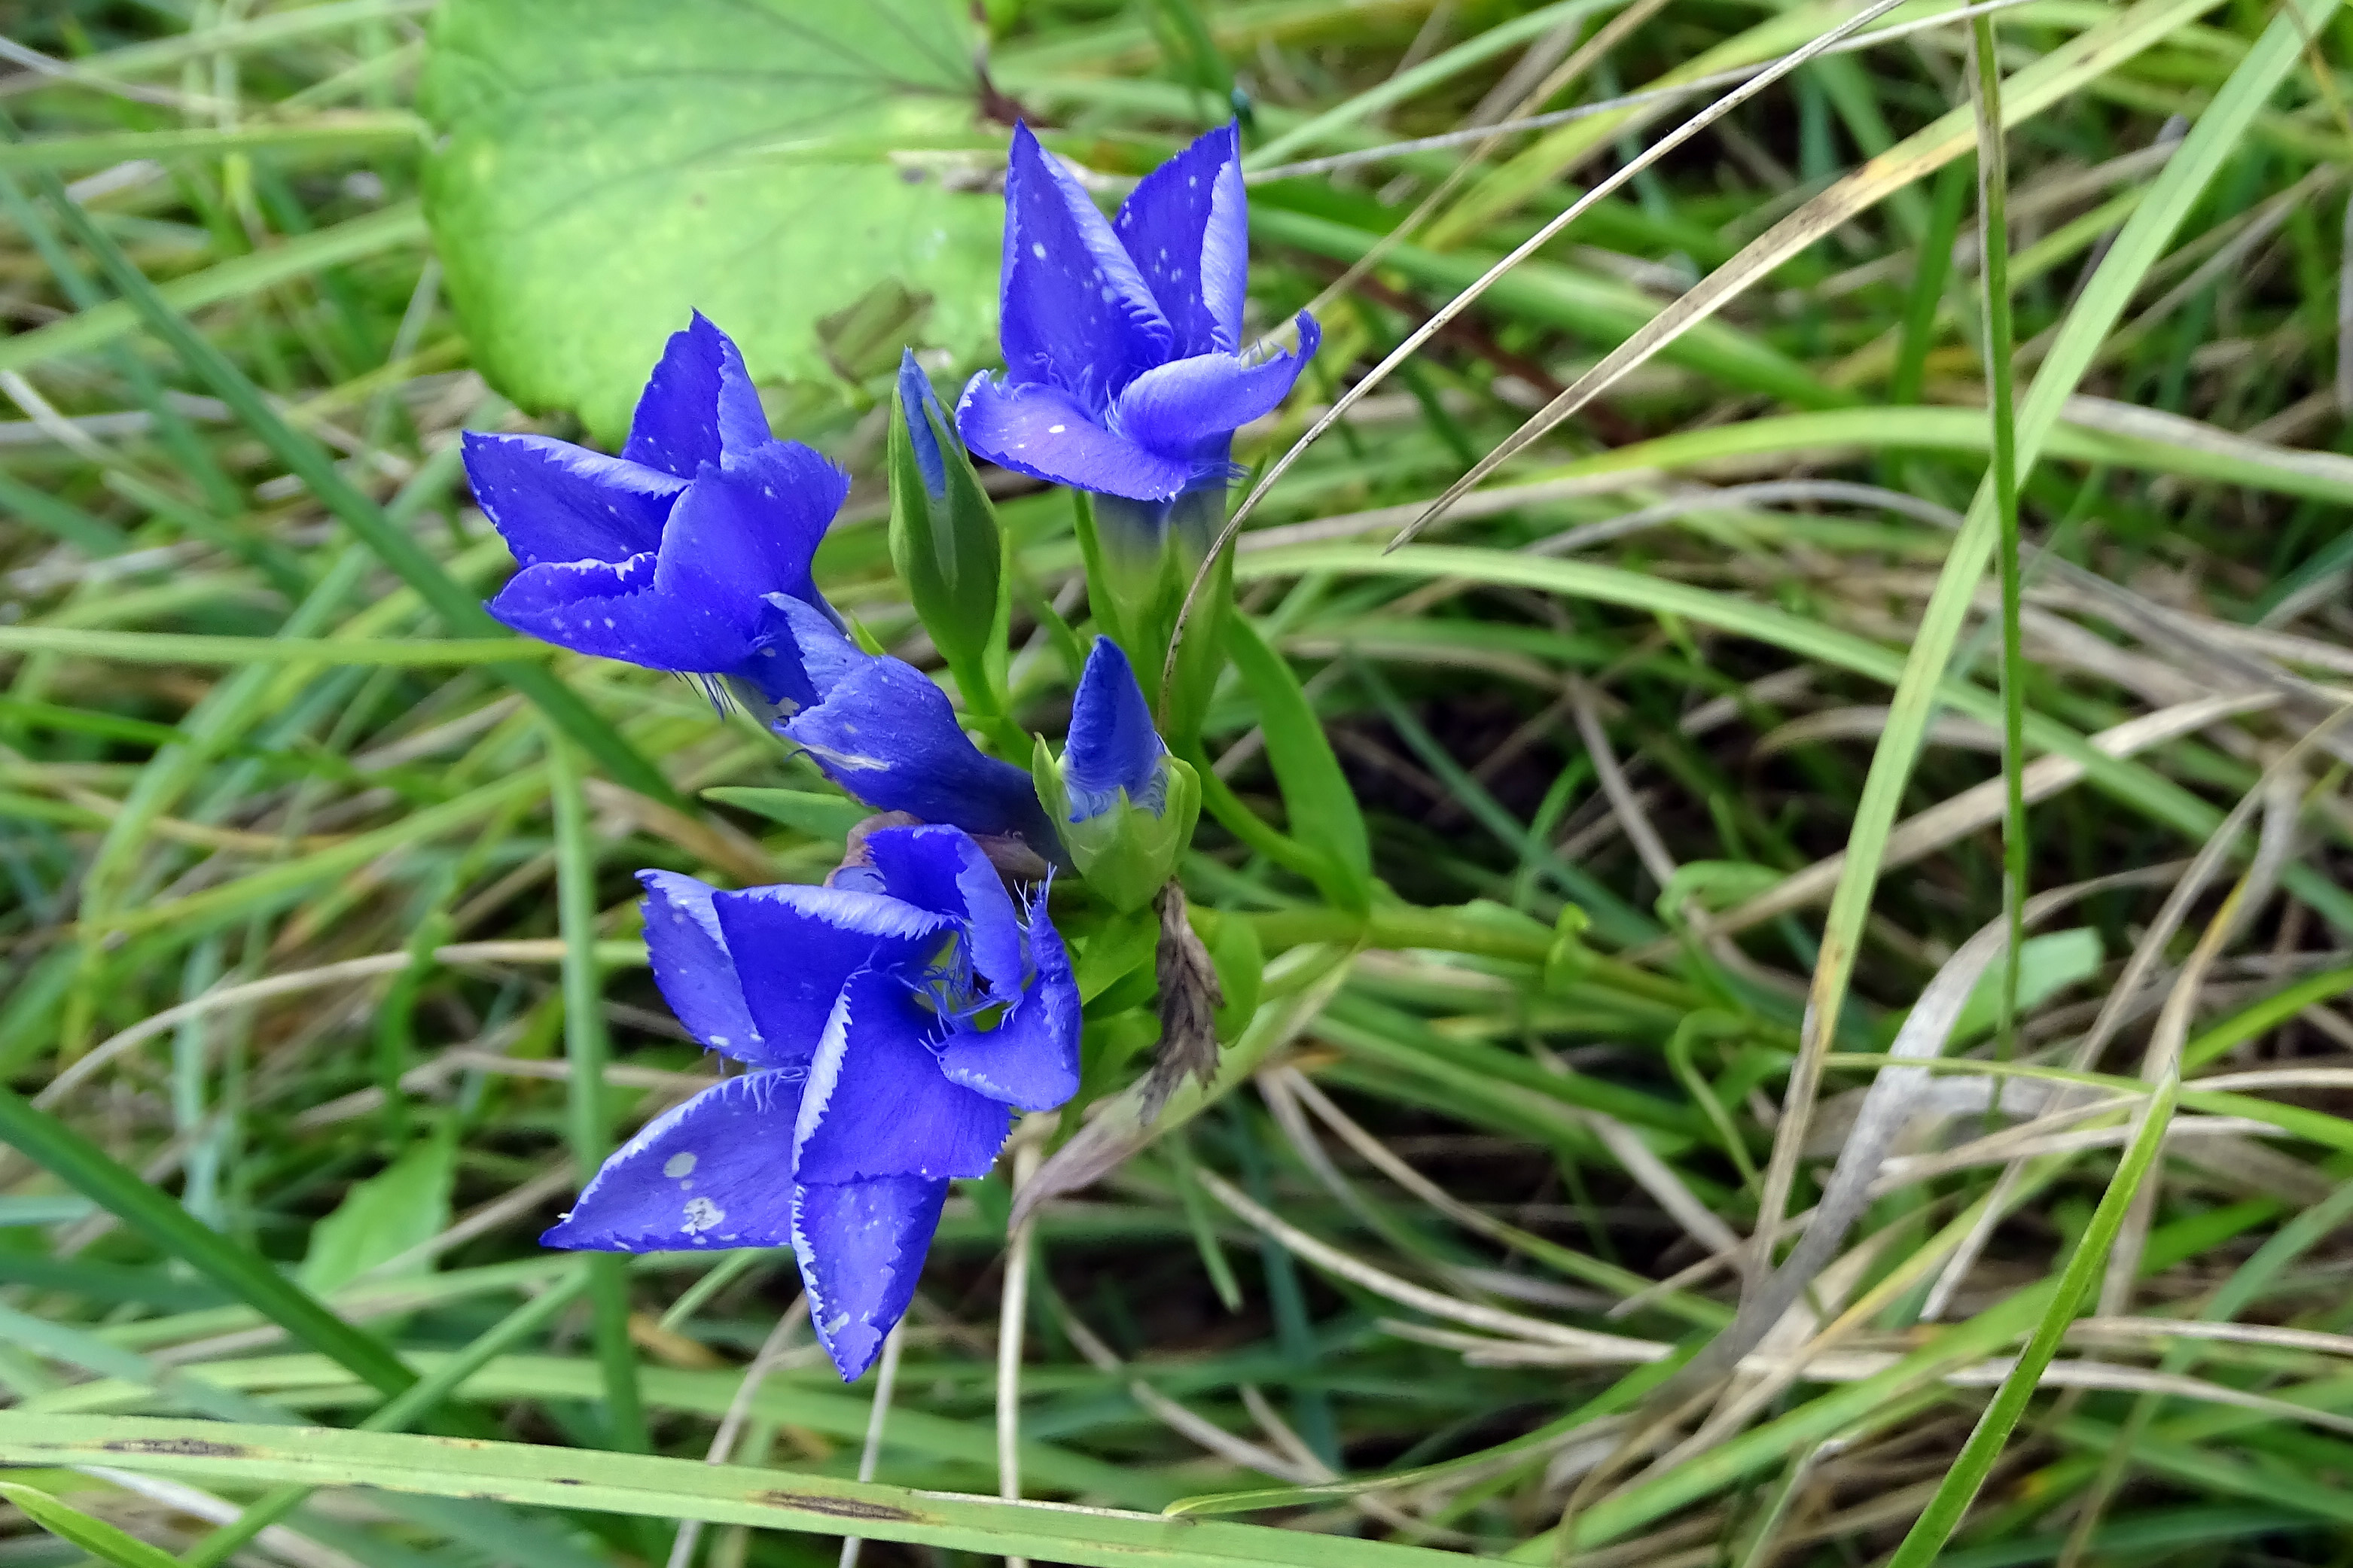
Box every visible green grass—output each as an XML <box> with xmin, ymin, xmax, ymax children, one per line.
<box><xmin>2</xmin><ymin>2</ymin><xmax>2352</xmax><ymax>1567</ymax></box>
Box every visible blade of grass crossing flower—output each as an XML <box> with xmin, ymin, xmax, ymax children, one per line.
<box><xmin>180</xmin><ymin>1265</ymin><xmax>596</xmax><ymax>1568</ymax></box>
<box><xmin>27</xmin><ymin>172</ymin><xmax>679</xmax><ymax>808</ymax></box>
<box><xmin>0</xmin><ymin>1417</ymin><xmax>1478</xmax><ymax>1568</ymax></box>
<box><xmin>1970</xmin><ymin>14</ymin><xmax>2030</xmax><ymax>1078</ymax></box>
<box><xmin>0</xmin><ymin>1481</ymin><xmax>181</xmax><ymax>1568</ymax></box>
<box><xmin>1241</xmin><ymin>0</ymin><xmax>1617</xmax><ymax>167</ymax></box>
<box><xmin>548</xmin><ymin>741</ymin><xmax>649</xmax><ymax>1455</ymax></box>
<box><xmin>1880</xmin><ymin>1073</ymin><xmax>2181</xmax><ymax>1568</ymax></box>
<box><xmin>1391</xmin><ymin>0</ymin><xmax>2219</xmax><ymax>545</ymax></box>
<box><xmin>1751</xmin><ymin>0</ymin><xmax>2340</xmax><ymax>1283</ymax></box>
<box><xmin>1177</xmin><ymin>0</ymin><xmax>1918</xmax><ymax>645</ymax></box>
<box><xmin>0</xmin><ymin>1091</ymin><xmax>415</xmax><ymax>1396</ymax></box>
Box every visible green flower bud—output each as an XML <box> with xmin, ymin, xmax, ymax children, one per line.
<box><xmin>888</xmin><ymin>349</ymin><xmax>1008</xmax><ymax>716</ymax></box>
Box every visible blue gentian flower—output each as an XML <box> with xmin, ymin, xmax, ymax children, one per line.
<box><xmin>544</xmin><ymin>824</ymin><xmax>1080</xmax><ymax>1381</ymax></box>
<box><xmin>956</xmin><ymin>123</ymin><xmax>1320</xmax><ymax>509</ymax></box>
<box><xmin>770</xmin><ymin>598</ymin><xmax>1052</xmax><ymax>846</ymax></box>
<box><xmin>1063</xmin><ymin>636</ymin><xmax>1166</xmax><ymax>821</ymax></box>
<box><xmin>464</xmin><ymin>312</ymin><xmax>848</xmax><ymax>706</ymax></box>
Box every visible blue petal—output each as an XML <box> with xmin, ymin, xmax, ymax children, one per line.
<box><xmin>713</xmin><ymin>883</ymin><xmax>951</xmax><ymax>1064</ymax></box>
<box><xmin>792</xmin><ymin>1175</ymin><xmax>946</xmax><ymax>1381</ymax></box>
<box><xmin>956</xmin><ymin>373</ymin><xmax>1197</xmax><ymax>501</ymax></box>
<box><xmin>898</xmin><ymin>348</ymin><xmax>949</xmax><ymax>501</ymax></box>
<box><xmin>863</xmin><ymin>824</ymin><xmax>1026</xmax><ymax>997</ymax></box>
<box><xmin>639</xmin><ymin>870</ymin><xmax>767</xmax><ymax>1062</ymax></box>
<box><xmin>653</xmin><ymin>447</ymin><xmax>845</xmax><ymax>625</ymax></box>
<box><xmin>622</xmin><ymin>312</ymin><xmax>773</xmax><ymax>480</ymax></box>
<box><xmin>1113</xmin><ymin>123</ymin><xmax>1247</xmax><ymax>360</ymax></box>
<box><xmin>781</xmin><ymin>635</ymin><xmax>1054</xmax><ymax>844</ymax></box>
<box><xmin>542</xmin><ymin>1070</ymin><xmax>803</xmax><ymax>1251</ymax></box>
<box><xmin>1000</xmin><ymin>123</ymin><xmax>1171</xmax><ymax>410</ymax></box>
<box><xmin>772</xmin><ymin>595</ymin><xmax>869</xmax><ymax>699</ymax></box>
<box><xmin>495</xmin><ymin>449</ymin><xmax>846</xmax><ymax>682</ymax></box>
<box><xmin>1064</xmin><ymin>637</ymin><xmax>1166</xmax><ymax>821</ymax></box>
<box><xmin>462</xmin><ymin>431</ymin><xmax>681</xmax><ymax>568</ymax></box>
<box><xmin>1111</xmin><ymin>312</ymin><xmax>1322</xmax><ymax>457</ymax></box>
<box><xmin>794</xmin><ymin>970</ymin><xmax>1011</xmax><ymax>1183</ymax></box>
<box><xmin>937</xmin><ymin>886</ymin><xmax>1080</xmax><ymax>1111</ymax></box>
<box><xmin>489</xmin><ymin>551</ymin><xmax>761</xmax><ymax>674</ymax></box>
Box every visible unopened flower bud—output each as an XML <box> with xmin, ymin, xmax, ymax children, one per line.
<box><xmin>1032</xmin><ymin>638</ymin><xmax>1199</xmax><ymax>911</ymax></box>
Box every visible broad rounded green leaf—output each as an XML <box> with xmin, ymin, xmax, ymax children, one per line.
<box><xmin>421</xmin><ymin>0</ymin><xmax>1002</xmax><ymax>440</ymax></box>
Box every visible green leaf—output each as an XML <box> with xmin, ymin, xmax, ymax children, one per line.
<box><xmin>0</xmin><ymin>1481</ymin><xmax>183</xmax><ymax>1568</ymax></box>
<box><xmin>298</xmin><ymin>1132</ymin><xmax>457</xmax><ymax>1295</ymax></box>
<box><xmin>702</xmin><ymin>787</ymin><xmax>870</xmax><ymax>845</ymax></box>
<box><xmin>1073</xmin><ymin>905</ymin><xmax>1161</xmax><ymax>1007</ymax></box>
<box><xmin>421</xmin><ymin>0</ymin><xmax>1003</xmax><ymax>440</ymax></box>
<box><xmin>1222</xmin><ymin>614</ymin><xmax>1370</xmax><ymax>908</ymax></box>
<box><xmin>1949</xmin><ymin>927</ymin><xmax>2102</xmax><ymax>1045</ymax></box>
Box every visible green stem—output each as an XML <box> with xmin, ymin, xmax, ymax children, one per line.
<box><xmin>1971</xmin><ymin>14</ymin><xmax>2029</xmax><ymax>1073</ymax></box>
<box><xmin>548</xmin><ymin>741</ymin><xmax>648</xmax><ymax>1456</ymax></box>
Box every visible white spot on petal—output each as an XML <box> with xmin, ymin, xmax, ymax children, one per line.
<box><xmin>1031</xmin><ymin>242</ymin><xmax>1047</xmax><ymax>259</ymax></box>
<box><xmin>681</xmin><ymin>1196</ymin><xmax>726</xmax><ymax>1234</ymax></box>
<box><xmin>1047</xmin><ymin>424</ymin><xmax>1066</xmax><ymax>434</ymax></box>
<box><xmin>664</xmin><ymin>1152</ymin><xmax>698</xmax><ymax>1180</ymax></box>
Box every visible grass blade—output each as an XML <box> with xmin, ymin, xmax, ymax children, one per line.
<box><xmin>27</xmin><ymin>173</ymin><xmax>679</xmax><ymax>806</ymax></box>
<box><xmin>1396</xmin><ymin>0</ymin><xmax>2217</xmax><ymax>543</ymax></box>
<box><xmin>0</xmin><ymin>203</ymin><xmax>426</xmax><ymax>378</ymax></box>
<box><xmin>1750</xmin><ymin>0</ymin><xmax>2342</xmax><ymax>1270</ymax></box>
<box><xmin>0</xmin><ymin>628</ymin><xmax>553</xmax><ymax>664</ymax></box>
<box><xmin>548</xmin><ymin>741</ymin><xmax>650</xmax><ymax>1454</ymax></box>
<box><xmin>1233</xmin><ymin>542</ymin><xmax>2353</xmax><ymax>938</ymax></box>
<box><xmin>1881</xmin><ymin>1074</ymin><xmax>2181</xmax><ymax>1565</ymax></box>
<box><xmin>0</xmin><ymin>1415</ymin><xmax>1478</xmax><ymax>1568</ymax></box>
<box><xmin>178</xmin><ymin>1266</ymin><xmax>595</xmax><ymax>1568</ymax></box>
<box><xmin>0</xmin><ymin>1481</ymin><xmax>181</xmax><ymax>1568</ymax></box>
<box><xmin>0</xmin><ymin>1090</ymin><xmax>413</xmax><ymax>1396</ymax></box>
<box><xmin>1970</xmin><ymin>8</ymin><xmax>2029</xmax><ymax>1076</ymax></box>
